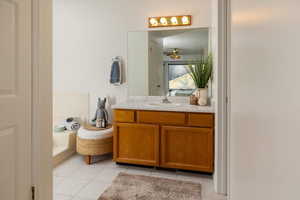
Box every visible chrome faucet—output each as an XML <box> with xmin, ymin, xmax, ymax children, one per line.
<box><xmin>162</xmin><ymin>93</ymin><xmax>171</xmax><ymax>104</ymax></box>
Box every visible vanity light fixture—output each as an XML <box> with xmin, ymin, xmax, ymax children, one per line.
<box><xmin>170</xmin><ymin>17</ymin><xmax>178</xmax><ymax>25</ymax></box>
<box><xmin>160</xmin><ymin>17</ymin><xmax>168</xmax><ymax>25</ymax></box>
<box><xmin>149</xmin><ymin>18</ymin><xmax>158</xmax><ymax>26</ymax></box>
<box><xmin>148</xmin><ymin>15</ymin><xmax>192</xmax><ymax>28</ymax></box>
<box><xmin>182</xmin><ymin>16</ymin><xmax>190</xmax><ymax>24</ymax></box>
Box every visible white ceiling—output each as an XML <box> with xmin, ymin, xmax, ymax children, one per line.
<box><xmin>150</xmin><ymin>28</ymin><xmax>209</xmax><ymax>55</ymax></box>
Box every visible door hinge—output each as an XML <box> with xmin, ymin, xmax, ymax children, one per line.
<box><xmin>31</xmin><ymin>186</ymin><xmax>35</xmax><ymax>200</ymax></box>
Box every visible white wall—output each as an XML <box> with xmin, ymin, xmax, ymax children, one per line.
<box><xmin>231</xmin><ymin>0</ymin><xmax>300</xmax><ymax>199</ymax></box>
<box><xmin>53</xmin><ymin>0</ymin><xmax>211</xmax><ymax>117</ymax></box>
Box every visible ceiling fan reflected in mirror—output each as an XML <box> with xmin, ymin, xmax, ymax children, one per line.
<box><xmin>164</xmin><ymin>48</ymin><xmax>181</xmax><ymax>60</ymax></box>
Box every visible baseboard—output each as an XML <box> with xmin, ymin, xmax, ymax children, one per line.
<box><xmin>53</xmin><ymin>149</ymin><xmax>76</xmax><ymax>167</ymax></box>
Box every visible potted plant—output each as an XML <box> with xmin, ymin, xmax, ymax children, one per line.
<box><xmin>187</xmin><ymin>54</ymin><xmax>213</xmax><ymax>106</ymax></box>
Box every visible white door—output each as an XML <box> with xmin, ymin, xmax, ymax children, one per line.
<box><xmin>231</xmin><ymin>0</ymin><xmax>300</xmax><ymax>200</ymax></box>
<box><xmin>0</xmin><ymin>0</ymin><xmax>32</xmax><ymax>199</ymax></box>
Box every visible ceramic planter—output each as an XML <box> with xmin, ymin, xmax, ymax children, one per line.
<box><xmin>196</xmin><ymin>88</ymin><xmax>208</xmax><ymax>106</ymax></box>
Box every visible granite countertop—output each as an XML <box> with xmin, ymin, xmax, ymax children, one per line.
<box><xmin>111</xmin><ymin>101</ymin><xmax>215</xmax><ymax>113</ymax></box>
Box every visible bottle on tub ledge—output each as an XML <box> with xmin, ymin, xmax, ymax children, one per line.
<box><xmin>91</xmin><ymin>97</ymin><xmax>109</xmax><ymax>128</ymax></box>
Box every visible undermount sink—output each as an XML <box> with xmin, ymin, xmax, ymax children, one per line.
<box><xmin>146</xmin><ymin>102</ymin><xmax>182</xmax><ymax>107</ymax></box>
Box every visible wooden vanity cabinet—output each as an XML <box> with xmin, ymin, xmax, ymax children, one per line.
<box><xmin>114</xmin><ymin>109</ymin><xmax>135</xmax><ymax>123</ymax></box>
<box><xmin>113</xmin><ymin>123</ymin><xmax>159</xmax><ymax>166</ymax></box>
<box><xmin>160</xmin><ymin>126</ymin><xmax>213</xmax><ymax>172</ymax></box>
<box><xmin>113</xmin><ymin>109</ymin><xmax>214</xmax><ymax>173</ymax></box>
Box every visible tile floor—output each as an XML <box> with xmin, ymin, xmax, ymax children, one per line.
<box><xmin>53</xmin><ymin>155</ymin><xmax>226</xmax><ymax>200</ymax></box>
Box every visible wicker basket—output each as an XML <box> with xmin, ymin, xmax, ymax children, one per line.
<box><xmin>76</xmin><ymin>124</ymin><xmax>113</xmax><ymax>160</ymax></box>
<box><xmin>77</xmin><ymin>136</ymin><xmax>113</xmax><ymax>156</ymax></box>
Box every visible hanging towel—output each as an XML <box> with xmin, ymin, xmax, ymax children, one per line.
<box><xmin>110</xmin><ymin>57</ymin><xmax>122</xmax><ymax>85</ymax></box>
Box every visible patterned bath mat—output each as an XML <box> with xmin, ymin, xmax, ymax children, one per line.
<box><xmin>98</xmin><ymin>172</ymin><xmax>202</xmax><ymax>200</ymax></box>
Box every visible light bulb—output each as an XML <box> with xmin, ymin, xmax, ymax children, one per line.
<box><xmin>170</xmin><ymin>17</ymin><xmax>178</xmax><ymax>25</ymax></box>
<box><xmin>160</xmin><ymin>17</ymin><xmax>168</xmax><ymax>25</ymax></box>
<box><xmin>182</xmin><ymin>16</ymin><xmax>190</xmax><ymax>24</ymax></box>
<box><xmin>149</xmin><ymin>18</ymin><xmax>158</xmax><ymax>26</ymax></box>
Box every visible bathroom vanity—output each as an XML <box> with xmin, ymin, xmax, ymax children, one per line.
<box><xmin>117</xmin><ymin>28</ymin><xmax>214</xmax><ymax>173</ymax></box>
<box><xmin>112</xmin><ymin>102</ymin><xmax>214</xmax><ymax>173</ymax></box>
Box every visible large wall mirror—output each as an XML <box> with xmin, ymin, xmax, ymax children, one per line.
<box><xmin>128</xmin><ymin>28</ymin><xmax>210</xmax><ymax>97</ymax></box>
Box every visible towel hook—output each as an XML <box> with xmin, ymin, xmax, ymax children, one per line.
<box><xmin>112</xmin><ymin>56</ymin><xmax>122</xmax><ymax>62</ymax></box>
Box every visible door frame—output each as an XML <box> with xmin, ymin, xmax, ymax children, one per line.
<box><xmin>214</xmin><ymin>0</ymin><xmax>231</xmax><ymax>196</ymax></box>
<box><xmin>32</xmin><ymin>0</ymin><xmax>53</xmax><ymax>199</ymax></box>
<box><xmin>30</xmin><ymin>0</ymin><xmax>232</xmax><ymax>199</ymax></box>
<box><xmin>225</xmin><ymin>0</ymin><xmax>231</xmax><ymax>198</ymax></box>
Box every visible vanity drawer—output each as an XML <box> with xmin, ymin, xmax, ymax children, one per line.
<box><xmin>187</xmin><ymin>113</ymin><xmax>214</xmax><ymax>128</ymax></box>
<box><xmin>137</xmin><ymin>111</ymin><xmax>185</xmax><ymax>125</ymax></box>
<box><xmin>114</xmin><ymin>110</ymin><xmax>135</xmax><ymax>123</ymax></box>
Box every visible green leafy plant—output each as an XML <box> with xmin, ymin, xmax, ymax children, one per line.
<box><xmin>187</xmin><ymin>54</ymin><xmax>213</xmax><ymax>88</ymax></box>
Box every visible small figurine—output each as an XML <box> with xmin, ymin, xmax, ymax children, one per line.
<box><xmin>91</xmin><ymin>98</ymin><xmax>109</xmax><ymax>128</ymax></box>
<box><xmin>190</xmin><ymin>94</ymin><xmax>198</xmax><ymax>105</ymax></box>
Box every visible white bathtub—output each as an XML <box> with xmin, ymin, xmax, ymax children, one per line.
<box><xmin>52</xmin><ymin>92</ymin><xmax>89</xmax><ymax>166</ymax></box>
<box><xmin>53</xmin><ymin>131</ymin><xmax>76</xmax><ymax>167</ymax></box>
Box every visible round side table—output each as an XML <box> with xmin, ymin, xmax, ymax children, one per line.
<box><xmin>77</xmin><ymin>124</ymin><xmax>113</xmax><ymax>164</ymax></box>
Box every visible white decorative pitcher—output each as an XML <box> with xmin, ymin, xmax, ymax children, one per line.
<box><xmin>194</xmin><ymin>88</ymin><xmax>201</xmax><ymax>101</ymax></box>
<box><xmin>197</xmin><ymin>88</ymin><xmax>208</xmax><ymax>106</ymax></box>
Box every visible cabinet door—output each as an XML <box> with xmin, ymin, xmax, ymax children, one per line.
<box><xmin>161</xmin><ymin>126</ymin><xmax>214</xmax><ymax>172</ymax></box>
<box><xmin>114</xmin><ymin>123</ymin><xmax>159</xmax><ymax>166</ymax></box>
